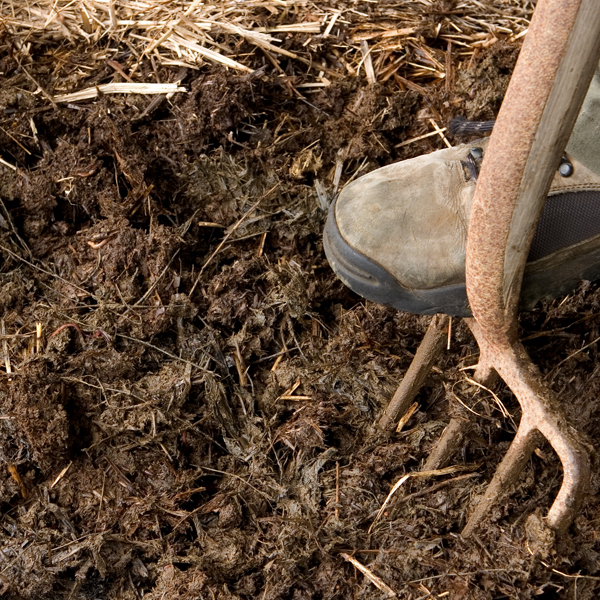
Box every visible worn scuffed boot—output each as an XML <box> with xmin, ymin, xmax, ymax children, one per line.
<box><xmin>324</xmin><ymin>67</ymin><xmax>600</xmax><ymax>316</ymax></box>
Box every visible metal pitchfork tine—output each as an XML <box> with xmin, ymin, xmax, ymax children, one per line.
<box><xmin>376</xmin><ymin>0</ymin><xmax>600</xmax><ymax>537</ymax></box>
<box><xmin>462</xmin><ymin>0</ymin><xmax>600</xmax><ymax>537</ymax></box>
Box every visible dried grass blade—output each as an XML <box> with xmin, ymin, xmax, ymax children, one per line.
<box><xmin>167</xmin><ymin>35</ymin><xmax>253</xmax><ymax>72</ymax></box>
<box><xmin>340</xmin><ymin>553</ymin><xmax>397</xmax><ymax>598</ymax></box>
<box><xmin>54</xmin><ymin>82</ymin><xmax>186</xmax><ymax>103</ymax></box>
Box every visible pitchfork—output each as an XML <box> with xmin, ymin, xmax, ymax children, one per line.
<box><xmin>377</xmin><ymin>0</ymin><xmax>600</xmax><ymax>537</ymax></box>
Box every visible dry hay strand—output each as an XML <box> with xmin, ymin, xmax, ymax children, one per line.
<box><xmin>1</xmin><ymin>1</ymin><xmax>533</xmax><ymax>97</ymax></box>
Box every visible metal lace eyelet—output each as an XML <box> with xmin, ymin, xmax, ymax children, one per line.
<box><xmin>559</xmin><ymin>157</ymin><xmax>573</xmax><ymax>177</ymax></box>
<box><xmin>469</xmin><ymin>147</ymin><xmax>484</xmax><ymax>161</ymax></box>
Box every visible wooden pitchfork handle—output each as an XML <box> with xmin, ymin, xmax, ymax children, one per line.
<box><xmin>463</xmin><ymin>0</ymin><xmax>600</xmax><ymax>536</ymax></box>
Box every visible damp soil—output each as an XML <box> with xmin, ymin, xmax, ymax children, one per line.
<box><xmin>1</xmin><ymin>18</ymin><xmax>600</xmax><ymax>600</ymax></box>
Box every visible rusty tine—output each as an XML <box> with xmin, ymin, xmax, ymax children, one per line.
<box><xmin>463</xmin><ymin>0</ymin><xmax>600</xmax><ymax>536</ymax></box>
<box><xmin>377</xmin><ymin>313</ymin><xmax>450</xmax><ymax>432</ymax></box>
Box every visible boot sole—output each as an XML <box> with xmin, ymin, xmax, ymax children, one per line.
<box><xmin>324</xmin><ymin>200</ymin><xmax>472</xmax><ymax>316</ymax></box>
<box><xmin>324</xmin><ymin>194</ymin><xmax>600</xmax><ymax>316</ymax></box>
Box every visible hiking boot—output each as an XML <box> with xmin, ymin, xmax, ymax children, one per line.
<box><xmin>324</xmin><ymin>65</ymin><xmax>600</xmax><ymax>317</ymax></box>
<box><xmin>324</xmin><ymin>138</ymin><xmax>600</xmax><ymax>317</ymax></box>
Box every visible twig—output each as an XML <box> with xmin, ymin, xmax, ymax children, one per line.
<box><xmin>36</xmin><ymin>322</ymin><xmax>42</xmax><ymax>353</ymax></box>
<box><xmin>50</xmin><ymin>462</ymin><xmax>73</xmax><ymax>489</ymax></box>
<box><xmin>394</xmin><ymin>128</ymin><xmax>447</xmax><ymax>149</ymax></box>
<box><xmin>463</xmin><ymin>376</ymin><xmax>514</xmax><ymax>425</ymax></box>
<box><xmin>340</xmin><ymin>553</ymin><xmax>397</xmax><ymax>598</ymax></box>
<box><xmin>8</xmin><ymin>465</ymin><xmax>26</xmax><ymax>498</ymax></box>
<box><xmin>0</xmin><ymin>157</ymin><xmax>17</xmax><ymax>171</ymax></box>
<box><xmin>360</xmin><ymin>40</ymin><xmax>376</xmax><ymax>84</ymax></box>
<box><xmin>369</xmin><ymin>465</ymin><xmax>479</xmax><ymax>533</ymax></box>
<box><xmin>396</xmin><ymin>402</ymin><xmax>418</xmax><ymax>433</ymax></box>
<box><xmin>429</xmin><ymin>118</ymin><xmax>451</xmax><ymax>148</ymax></box>
<box><xmin>396</xmin><ymin>472</ymin><xmax>479</xmax><ymax>506</ymax></box>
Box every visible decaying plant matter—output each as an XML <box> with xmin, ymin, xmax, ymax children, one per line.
<box><xmin>5</xmin><ymin>1</ymin><xmax>600</xmax><ymax>599</ymax></box>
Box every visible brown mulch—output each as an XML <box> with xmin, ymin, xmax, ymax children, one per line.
<box><xmin>1</xmin><ymin>2</ymin><xmax>600</xmax><ymax>599</ymax></box>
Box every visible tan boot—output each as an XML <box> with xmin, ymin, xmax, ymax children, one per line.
<box><xmin>325</xmin><ymin>136</ymin><xmax>600</xmax><ymax>316</ymax></box>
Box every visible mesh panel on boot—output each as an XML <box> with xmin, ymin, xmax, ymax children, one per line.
<box><xmin>528</xmin><ymin>191</ymin><xmax>600</xmax><ymax>262</ymax></box>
